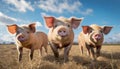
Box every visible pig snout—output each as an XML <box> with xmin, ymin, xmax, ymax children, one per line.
<box><xmin>17</xmin><ymin>34</ymin><xmax>26</xmax><ymax>42</ymax></box>
<box><xmin>58</xmin><ymin>28</ymin><xmax>68</xmax><ymax>37</ymax></box>
<box><xmin>94</xmin><ymin>34</ymin><xmax>102</xmax><ymax>40</ymax></box>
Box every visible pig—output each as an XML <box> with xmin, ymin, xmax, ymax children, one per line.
<box><xmin>44</xmin><ymin>16</ymin><xmax>83</xmax><ymax>62</ymax></box>
<box><xmin>78</xmin><ymin>24</ymin><xmax>112</xmax><ymax>61</ymax></box>
<box><xmin>7</xmin><ymin>23</ymin><xmax>48</xmax><ymax>61</ymax></box>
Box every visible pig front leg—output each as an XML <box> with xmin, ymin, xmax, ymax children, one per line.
<box><xmin>17</xmin><ymin>47</ymin><xmax>23</xmax><ymax>62</ymax></box>
<box><xmin>86</xmin><ymin>45</ymin><xmax>90</xmax><ymax>56</ymax></box>
<box><xmin>79</xmin><ymin>45</ymin><xmax>83</xmax><ymax>55</ymax></box>
<box><xmin>64</xmin><ymin>44</ymin><xmax>72</xmax><ymax>62</ymax></box>
<box><xmin>30</xmin><ymin>48</ymin><xmax>34</xmax><ymax>60</ymax></box>
<box><xmin>49</xmin><ymin>43</ymin><xmax>59</xmax><ymax>59</ymax></box>
<box><xmin>90</xmin><ymin>47</ymin><xmax>96</xmax><ymax>61</ymax></box>
<box><xmin>96</xmin><ymin>46</ymin><xmax>101</xmax><ymax>58</ymax></box>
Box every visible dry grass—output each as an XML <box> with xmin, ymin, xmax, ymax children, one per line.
<box><xmin>0</xmin><ymin>44</ymin><xmax>120</xmax><ymax>69</ymax></box>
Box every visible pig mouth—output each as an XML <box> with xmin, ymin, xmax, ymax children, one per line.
<box><xmin>17</xmin><ymin>37</ymin><xmax>28</xmax><ymax>42</ymax></box>
<box><xmin>56</xmin><ymin>35</ymin><xmax>69</xmax><ymax>41</ymax></box>
<box><xmin>19</xmin><ymin>39</ymin><xmax>27</xmax><ymax>42</ymax></box>
<box><xmin>93</xmin><ymin>38</ymin><xmax>102</xmax><ymax>44</ymax></box>
<box><xmin>57</xmin><ymin>34</ymin><xmax>68</xmax><ymax>38</ymax></box>
<box><xmin>91</xmin><ymin>36</ymin><xmax>101</xmax><ymax>43</ymax></box>
<box><xmin>61</xmin><ymin>35</ymin><xmax>68</xmax><ymax>38</ymax></box>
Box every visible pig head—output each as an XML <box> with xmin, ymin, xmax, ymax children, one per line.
<box><xmin>82</xmin><ymin>24</ymin><xmax>112</xmax><ymax>46</ymax></box>
<box><xmin>44</xmin><ymin>16</ymin><xmax>83</xmax><ymax>62</ymax></box>
<box><xmin>79</xmin><ymin>24</ymin><xmax>112</xmax><ymax>61</ymax></box>
<box><xmin>7</xmin><ymin>23</ymin><xmax>36</xmax><ymax>47</ymax></box>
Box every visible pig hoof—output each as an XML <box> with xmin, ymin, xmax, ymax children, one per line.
<box><xmin>18</xmin><ymin>58</ymin><xmax>22</xmax><ymax>62</ymax></box>
<box><xmin>55</xmin><ymin>57</ymin><xmax>59</xmax><ymax>60</ymax></box>
<box><xmin>18</xmin><ymin>59</ymin><xmax>22</xmax><ymax>63</ymax></box>
<box><xmin>30</xmin><ymin>57</ymin><xmax>33</xmax><ymax>60</ymax></box>
<box><xmin>64</xmin><ymin>59</ymin><xmax>69</xmax><ymax>63</ymax></box>
<box><xmin>55</xmin><ymin>58</ymin><xmax>60</xmax><ymax>62</ymax></box>
<box><xmin>96</xmin><ymin>54</ymin><xmax>100</xmax><ymax>57</ymax></box>
<box><xmin>64</xmin><ymin>60</ymin><xmax>68</xmax><ymax>63</ymax></box>
<box><xmin>91</xmin><ymin>58</ymin><xmax>97</xmax><ymax>62</ymax></box>
<box><xmin>30</xmin><ymin>55</ymin><xmax>33</xmax><ymax>60</ymax></box>
<box><xmin>54</xmin><ymin>54</ymin><xmax>59</xmax><ymax>58</ymax></box>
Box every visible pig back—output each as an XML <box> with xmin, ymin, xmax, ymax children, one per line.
<box><xmin>36</xmin><ymin>32</ymin><xmax>48</xmax><ymax>46</ymax></box>
<box><xmin>29</xmin><ymin>32</ymin><xmax>48</xmax><ymax>49</ymax></box>
<box><xmin>78</xmin><ymin>32</ymin><xmax>86</xmax><ymax>47</ymax></box>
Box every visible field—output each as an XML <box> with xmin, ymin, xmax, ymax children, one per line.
<box><xmin>0</xmin><ymin>44</ymin><xmax>120</xmax><ymax>69</ymax></box>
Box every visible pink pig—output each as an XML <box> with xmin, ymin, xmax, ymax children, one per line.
<box><xmin>44</xmin><ymin>16</ymin><xmax>83</xmax><ymax>62</ymax></box>
<box><xmin>7</xmin><ymin>23</ymin><xmax>48</xmax><ymax>61</ymax></box>
<box><xmin>78</xmin><ymin>24</ymin><xmax>112</xmax><ymax>61</ymax></box>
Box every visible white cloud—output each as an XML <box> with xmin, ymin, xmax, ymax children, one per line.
<box><xmin>104</xmin><ymin>33</ymin><xmax>120</xmax><ymax>44</ymax></box>
<box><xmin>38</xmin><ymin>0</ymin><xmax>82</xmax><ymax>13</ymax></box>
<box><xmin>19</xmin><ymin>21</ymin><xmax>43</xmax><ymax>27</ymax></box>
<box><xmin>74</xmin><ymin>34</ymin><xmax>79</xmax><ymax>42</ymax></box>
<box><xmin>41</xmin><ymin>12</ymin><xmax>48</xmax><ymax>16</ymax></box>
<box><xmin>1</xmin><ymin>34</ymin><xmax>15</xmax><ymax>42</ymax></box>
<box><xmin>4</xmin><ymin>0</ymin><xmax>34</xmax><ymax>12</ymax></box>
<box><xmin>80</xmin><ymin>8</ymin><xmax>93</xmax><ymax>15</ymax></box>
<box><xmin>36</xmin><ymin>21</ymin><xmax>42</xmax><ymax>27</ymax></box>
<box><xmin>0</xmin><ymin>27</ymin><xmax>15</xmax><ymax>44</ymax></box>
<box><xmin>38</xmin><ymin>0</ymin><xmax>93</xmax><ymax>15</ymax></box>
<box><xmin>112</xmin><ymin>33</ymin><xmax>120</xmax><ymax>42</ymax></box>
<box><xmin>0</xmin><ymin>12</ymin><xmax>17</xmax><ymax>24</ymax></box>
<box><xmin>0</xmin><ymin>12</ymin><xmax>42</xmax><ymax>26</ymax></box>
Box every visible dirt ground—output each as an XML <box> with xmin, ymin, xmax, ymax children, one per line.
<box><xmin>0</xmin><ymin>44</ymin><xmax>120</xmax><ymax>69</ymax></box>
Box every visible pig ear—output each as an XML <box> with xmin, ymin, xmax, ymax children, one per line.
<box><xmin>29</xmin><ymin>23</ymin><xmax>36</xmax><ymax>33</ymax></box>
<box><xmin>103</xmin><ymin>26</ymin><xmax>113</xmax><ymax>35</ymax></box>
<box><xmin>7</xmin><ymin>24</ymin><xmax>17</xmax><ymax>34</ymax></box>
<box><xmin>82</xmin><ymin>26</ymin><xmax>90</xmax><ymax>34</ymax></box>
<box><xmin>71</xmin><ymin>17</ymin><xmax>83</xmax><ymax>29</ymax></box>
<box><xmin>44</xmin><ymin>16</ymin><xmax>55</xmax><ymax>28</ymax></box>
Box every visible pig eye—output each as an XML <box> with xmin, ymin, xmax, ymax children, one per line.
<box><xmin>27</xmin><ymin>31</ymin><xmax>30</xmax><ymax>33</ymax></box>
<box><xmin>54</xmin><ymin>25</ymin><xmax>57</xmax><ymax>28</ymax></box>
<box><xmin>89</xmin><ymin>29</ymin><xmax>93</xmax><ymax>33</ymax></box>
<box><xmin>67</xmin><ymin>25</ymin><xmax>70</xmax><ymax>27</ymax></box>
<box><xmin>17</xmin><ymin>31</ymin><xmax>20</xmax><ymax>34</ymax></box>
<box><xmin>100</xmin><ymin>30</ymin><xmax>103</xmax><ymax>33</ymax></box>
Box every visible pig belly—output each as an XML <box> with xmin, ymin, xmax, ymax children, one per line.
<box><xmin>33</xmin><ymin>45</ymin><xmax>41</xmax><ymax>49</ymax></box>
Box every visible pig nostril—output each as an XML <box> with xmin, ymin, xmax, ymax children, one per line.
<box><xmin>18</xmin><ymin>35</ymin><xmax>25</xmax><ymax>42</ymax></box>
<box><xmin>18</xmin><ymin>36</ymin><xmax>24</xmax><ymax>39</ymax></box>
<box><xmin>95</xmin><ymin>34</ymin><xmax>100</xmax><ymax>37</ymax></box>
<box><xmin>94</xmin><ymin>34</ymin><xmax>101</xmax><ymax>40</ymax></box>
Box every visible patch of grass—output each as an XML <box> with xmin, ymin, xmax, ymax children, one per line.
<box><xmin>0</xmin><ymin>44</ymin><xmax>120</xmax><ymax>69</ymax></box>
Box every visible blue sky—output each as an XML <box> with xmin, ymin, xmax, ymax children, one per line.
<box><xmin>0</xmin><ymin>0</ymin><xmax>120</xmax><ymax>44</ymax></box>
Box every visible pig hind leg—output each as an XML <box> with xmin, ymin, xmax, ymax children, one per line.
<box><xmin>39</xmin><ymin>45</ymin><xmax>48</xmax><ymax>57</ymax></box>
<box><xmin>39</xmin><ymin>47</ymin><xmax>43</xmax><ymax>57</ymax></box>
<box><xmin>17</xmin><ymin>47</ymin><xmax>23</xmax><ymax>62</ymax></box>
<box><xmin>43</xmin><ymin>45</ymin><xmax>48</xmax><ymax>55</ymax></box>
